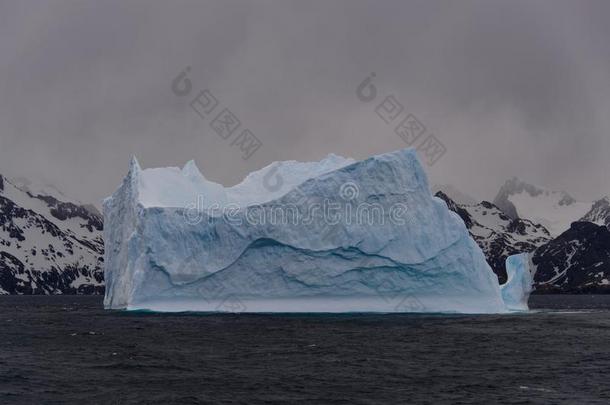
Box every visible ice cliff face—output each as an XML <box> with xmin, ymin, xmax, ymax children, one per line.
<box><xmin>104</xmin><ymin>148</ymin><xmax>530</xmax><ymax>313</ymax></box>
<box><xmin>501</xmin><ymin>253</ymin><xmax>533</xmax><ymax>311</ymax></box>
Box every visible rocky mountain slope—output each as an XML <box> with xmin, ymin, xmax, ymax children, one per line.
<box><xmin>435</xmin><ymin>191</ymin><xmax>551</xmax><ymax>283</ymax></box>
<box><xmin>0</xmin><ymin>174</ymin><xmax>104</xmax><ymax>294</ymax></box>
<box><xmin>532</xmin><ymin>222</ymin><xmax>610</xmax><ymax>293</ymax></box>
<box><xmin>579</xmin><ymin>197</ymin><xmax>610</xmax><ymax>229</ymax></box>
<box><xmin>439</xmin><ymin>191</ymin><xmax>610</xmax><ymax>293</ymax></box>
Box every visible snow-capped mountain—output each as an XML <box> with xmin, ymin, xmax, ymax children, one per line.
<box><xmin>579</xmin><ymin>197</ymin><xmax>610</xmax><ymax>229</ymax></box>
<box><xmin>493</xmin><ymin>177</ymin><xmax>592</xmax><ymax>237</ymax></box>
<box><xmin>439</xmin><ymin>189</ymin><xmax>610</xmax><ymax>293</ymax></box>
<box><xmin>532</xmin><ymin>222</ymin><xmax>610</xmax><ymax>293</ymax></box>
<box><xmin>0</xmin><ymin>174</ymin><xmax>104</xmax><ymax>294</ymax></box>
<box><xmin>435</xmin><ymin>192</ymin><xmax>551</xmax><ymax>283</ymax></box>
<box><xmin>9</xmin><ymin>175</ymin><xmax>77</xmax><ymax>205</ymax></box>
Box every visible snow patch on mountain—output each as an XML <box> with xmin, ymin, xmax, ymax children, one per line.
<box><xmin>493</xmin><ymin>177</ymin><xmax>591</xmax><ymax>237</ymax></box>
<box><xmin>435</xmin><ymin>192</ymin><xmax>550</xmax><ymax>283</ymax></box>
<box><xmin>580</xmin><ymin>197</ymin><xmax>610</xmax><ymax>229</ymax></box>
<box><xmin>0</xmin><ymin>174</ymin><xmax>103</xmax><ymax>294</ymax></box>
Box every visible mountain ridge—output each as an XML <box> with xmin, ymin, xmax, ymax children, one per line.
<box><xmin>0</xmin><ymin>174</ymin><xmax>104</xmax><ymax>294</ymax></box>
<box><xmin>435</xmin><ymin>191</ymin><xmax>551</xmax><ymax>283</ymax></box>
<box><xmin>439</xmin><ymin>190</ymin><xmax>610</xmax><ymax>293</ymax></box>
<box><xmin>492</xmin><ymin>177</ymin><xmax>598</xmax><ymax>237</ymax></box>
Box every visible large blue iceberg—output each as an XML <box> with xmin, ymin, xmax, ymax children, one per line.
<box><xmin>103</xmin><ymin>148</ymin><xmax>531</xmax><ymax>313</ymax></box>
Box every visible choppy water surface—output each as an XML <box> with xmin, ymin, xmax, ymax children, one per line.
<box><xmin>1</xmin><ymin>295</ymin><xmax>609</xmax><ymax>404</ymax></box>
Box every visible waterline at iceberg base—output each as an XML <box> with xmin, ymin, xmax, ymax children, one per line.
<box><xmin>103</xmin><ymin>148</ymin><xmax>531</xmax><ymax>313</ymax></box>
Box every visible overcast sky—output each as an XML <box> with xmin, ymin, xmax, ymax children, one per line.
<box><xmin>1</xmin><ymin>0</ymin><xmax>609</xmax><ymax>206</ymax></box>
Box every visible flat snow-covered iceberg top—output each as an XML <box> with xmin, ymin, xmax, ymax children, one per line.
<box><xmin>103</xmin><ymin>148</ymin><xmax>531</xmax><ymax>313</ymax></box>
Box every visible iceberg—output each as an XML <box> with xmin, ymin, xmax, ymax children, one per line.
<box><xmin>103</xmin><ymin>148</ymin><xmax>530</xmax><ymax>313</ymax></box>
<box><xmin>500</xmin><ymin>253</ymin><xmax>534</xmax><ymax>311</ymax></box>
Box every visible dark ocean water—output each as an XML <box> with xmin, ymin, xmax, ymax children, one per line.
<box><xmin>1</xmin><ymin>295</ymin><xmax>609</xmax><ymax>404</ymax></box>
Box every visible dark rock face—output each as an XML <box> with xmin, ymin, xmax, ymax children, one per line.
<box><xmin>532</xmin><ymin>222</ymin><xmax>610</xmax><ymax>293</ymax></box>
<box><xmin>0</xmin><ymin>250</ymin><xmax>103</xmax><ymax>294</ymax></box>
<box><xmin>35</xmin><ymin>195</ymin><xmax>103</xmax><ymax>233</ymax></box>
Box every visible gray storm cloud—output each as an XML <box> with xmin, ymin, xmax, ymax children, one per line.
<box><xmin>0</xmin><ymin>0</ymin><xmax>609</xmax><ymax>206</ymax></box>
